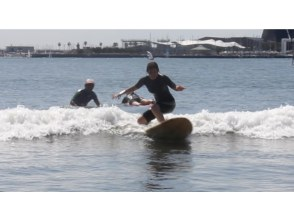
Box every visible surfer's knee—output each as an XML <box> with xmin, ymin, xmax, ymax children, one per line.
<box><xmin>150</xmin><ymin>104</ymin><xmax>165</xmax><ymax>122</ymax></box>
<box><xmin>137</xmin><ymin>116</ymin><xmax>148</xmax><ymax>125</ymax></box>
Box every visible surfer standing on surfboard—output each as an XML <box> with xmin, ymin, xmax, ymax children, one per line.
<box><xmin>113</xmin><ymin>61</ymin><xmax>185</xmax><ymax>125</ymax></box>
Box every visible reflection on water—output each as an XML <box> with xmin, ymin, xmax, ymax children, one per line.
<box><xmin>143</xmin><ymin>139</ymin><xmax>192</xmax><ymax>191</ymax></box>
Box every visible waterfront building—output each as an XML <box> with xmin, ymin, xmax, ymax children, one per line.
<box><xmin>5</xmin><ymin>46</ymin><xmax>34</xmax><ymax>53</ymax></box>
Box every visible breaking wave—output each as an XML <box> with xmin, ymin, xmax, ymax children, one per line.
<box><xmin>1</xmin><ymin>105</ymin><xmax>294</xmax><ymax>141</ymax></box>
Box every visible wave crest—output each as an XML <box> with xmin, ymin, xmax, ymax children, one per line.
<box><xmin>1</xmin><ymin>105</ymin><xmax>294</xmax><ymax>141</ymax></box>
<box><xmin>190</xmin><ymin>105</ymin><xmax>294</xmax><ymax>139</ymax></box>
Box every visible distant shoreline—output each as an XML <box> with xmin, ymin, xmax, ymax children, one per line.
<box><xmin>29</xmin><ymin>53</ymin><xmax>293</xmax><ymax>59</ymax></box>
<box><xmin>1</xmin><ymin>52</ymin><xmax>293</xmax><ymax>59</ymax></box>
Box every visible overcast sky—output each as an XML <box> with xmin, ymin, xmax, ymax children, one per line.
<box><xmin>0</xmin><ymin>0</ymin><xmax>292</xmax><ymax>49</ymax></box>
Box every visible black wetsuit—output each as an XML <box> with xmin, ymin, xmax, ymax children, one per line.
<box><xmin>71</xmin><ymin>89</ymin><xmax>99</xmax><ymax>106</ymax></box>
<box><xmin>135</xmin><ymin>74</ymin><xmax>176</xmax><ymax>122</ymax></box>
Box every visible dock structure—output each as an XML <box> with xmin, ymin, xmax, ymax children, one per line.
<box><xmin>121</xmin><ymin>39</ymin><xmax>151</xmax><ymax>49</ymax></box>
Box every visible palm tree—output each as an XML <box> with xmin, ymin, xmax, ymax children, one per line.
<box><xmin>58</xmin><ymin>42</ymin><xmax>61</xmax><ymax>50</ymax></box>
<box><xmin>84</xmin><ymin>41</ymin><xmax>87</xmax><ymax>48</ymax></box>
<box><xmin>99</xmin><ymin>42</ymin><xmax>103</xmax><ymax>48</ymax></box>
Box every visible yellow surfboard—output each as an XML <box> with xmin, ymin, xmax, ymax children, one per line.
<box><xmin>146</xmin><ymin>117</ymin><xmax>193</xmax><ymax>140</ymax></box>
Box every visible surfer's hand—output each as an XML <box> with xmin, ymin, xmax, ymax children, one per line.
<box><xmin>176</xmin><ymin>85</ymin><xmax>185</xmax><ymax>91</ymax></box>
<box><xmin>112</xmin><ymin>93</ymin><xmax>120</xmax><ymax>99</ymax></box>
<box><xmin>113</xmin><ymin>89</ymin><xmax>126</xmax><ymax>99</ymax></box>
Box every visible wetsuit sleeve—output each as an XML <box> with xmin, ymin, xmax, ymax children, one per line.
<box><xmin>70</xmin><ymin>91</ymin><xmax>80</xmax><ymax>105</ymax></box>
<box><xmin>163</xmin><ymin>75</ymin><xmax>177</xmax><ymax>90</ymax></box>
<box><xmin>134</xmin><ymin>77</ymin><xmax>146</xmax><ymax>89</ymax></box>
<box><xmin>92</xmin><ymin>92</ymin><xmax>100</xmax><ymax>105</ymax></box>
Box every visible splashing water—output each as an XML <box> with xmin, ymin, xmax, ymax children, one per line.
<box><xmin>1</xmin><ymin>105</ymin><xmax>294</xmax><ymax>141</ymax></box>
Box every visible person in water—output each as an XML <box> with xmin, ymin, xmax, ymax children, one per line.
<box><xmin>70</xmin><ymin>79</ymin><xmax>101</xmax><ymax>107</ymax></box>
<box><xmin>113</xmin><ymin>61</ymin><xmax>185</xmax><ymax>124</ymax></box>
<box><xmin>121</xmin><ymin>92</ymin><xmax>154</xmax><ymax>106</ymax></box>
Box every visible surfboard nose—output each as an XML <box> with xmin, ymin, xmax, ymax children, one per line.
<box><xmin>146</xmin><ymin>117</ymin><xmax>193</xmax><ymax>140</ymax></box>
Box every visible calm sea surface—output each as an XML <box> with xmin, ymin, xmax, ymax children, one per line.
<box><xmin>1</xmin><ymin>57</ymin><xmax>294</xmax><ymax>191</ymax></box>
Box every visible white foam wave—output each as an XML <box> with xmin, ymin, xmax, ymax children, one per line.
<box><xmin>0</xmin><ymin>105</ymin><xmax>143</xmax><ymax>141</ymax></box>
<box><xmin>188</xmin><ymin>105</ymin><xmax>294</xmax><ymax>139</ymax></box>
<box><xmin>1</xmin><ymin>105</ymin><xmax>294</xmax><ymax>141</ymax></box>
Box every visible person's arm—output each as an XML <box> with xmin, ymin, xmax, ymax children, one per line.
<box><xmin>94</xmin><ymin>98</ymin><xmax>101</xmax><ymax>107</ymax></box>
<box><xmin>112</xmin><ymin>85</ymin><xmax>137</xmax><ymax>99</ymax></box>
<box><xmin>70</xmin><ymin>91</ymin><xmax>79</xmax><ymax>106</ymax></box>
<box><xmin>130</xmin><ymin>101</ymin><xmax>141</xmax><ymax>106</ymax></box>
<box><xmin>139</xmin><ymin>99</ymin><xmax>155</xmax><ymax>106</ymax></box>
<box><xmin>70</xmin><ymin>100</ymin><xmax>78</xmax><ymax>106</ymax></box>
<box><xmin>164</xmin><ymin>75</ymin><xmax>186</xmax><ymax>91</ymax></box>
<box><xmin>113</xmin><ymin>77</ymin><xmax>145</xmax><ymax>99</ymax></box>
<box><xmin>92</xmin><ymin>92</ymin><xmax>101</xmax><ymax>107</ymax></box>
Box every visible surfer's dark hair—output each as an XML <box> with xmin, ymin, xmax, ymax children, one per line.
<box><xmin>122</xmin><ymin>96</ymin><xmax>130</xmax><ymax>104</ymax></box>
<box><xmin>146</xmin><ymin>62</ymin><xmax>159</xmax><ymax>73</ymax></box>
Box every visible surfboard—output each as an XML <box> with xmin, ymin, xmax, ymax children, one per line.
<box><xmin>145</xmin><ymin>117</ymin><xmax>193</xmax><ymax>140</ymax></box>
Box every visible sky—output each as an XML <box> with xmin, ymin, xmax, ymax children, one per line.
<box><xmin>1</xmin><ymin>0</ymin><xmax>293</xmax><ymax>50</ymax></box>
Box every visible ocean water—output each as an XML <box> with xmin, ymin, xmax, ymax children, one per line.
<box><xmin>1</xmin><ymin>57</ymin><xmax>294</xmax><ymax>191</ymax></box>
